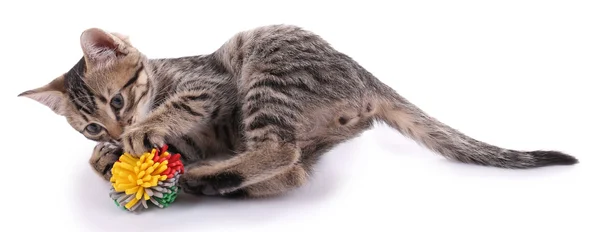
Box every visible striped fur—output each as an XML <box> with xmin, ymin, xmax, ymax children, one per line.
<box><xmin>19</xmin><ymin>25</ymin><xmax>577</xmax><ymax>198</ymax></box>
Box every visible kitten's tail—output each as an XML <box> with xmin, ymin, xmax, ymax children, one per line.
<box><xmin>370</xmin><ymin>81</ymin><xmax>578</xmax><ymax>169</ymax></box>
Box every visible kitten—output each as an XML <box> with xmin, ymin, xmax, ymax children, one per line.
<box><xmin>18</xmin><ymin>25</ymin><xmax>577</xmax><ymax>198</ymax></box>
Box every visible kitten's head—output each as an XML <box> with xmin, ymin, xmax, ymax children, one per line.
<box><xmin>19</xmin><ymin>28</ymin><xmax>152</xmax><ymax>142</ymax></box>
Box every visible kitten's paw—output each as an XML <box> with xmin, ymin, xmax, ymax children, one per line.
<box><xmin>179</xmin><ymin>169</ymin><xmax>245</xmax><ymax>197</ymax></box>
<box><xmin>121</xmin><ymin>126</ymin><xmax>165</xmax><ymax>157</ymax></box>
<box><xmin>90</xmin><ymin>141</ymin><xmax>123</xmax><ymax>181</ymax></box>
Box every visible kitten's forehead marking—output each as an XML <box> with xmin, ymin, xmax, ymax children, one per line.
<box><xmin>85</xmin><ymin>56</ymin><xmax>143</xmax><ymax>96</ymax></box>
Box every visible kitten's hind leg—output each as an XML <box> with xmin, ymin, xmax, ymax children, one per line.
<box><xmin>223</xmin><ymin>162</ymin><xmax>311</xmax><ymax>198</ymax></box>
<box><xmin>181</xmin><ymin>160</ymin><xmax>311</xmax><ymax>198</ymax></box>
<box><xmin>179</xmin><ymin>141</ymin><xmax>301</xmax><ymax>196</ymax></box>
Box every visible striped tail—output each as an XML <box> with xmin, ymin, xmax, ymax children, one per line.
<box><xmin>371</xmin><ymin>81</ymin><xmax>578</xmax><ymax>169</ymax></box>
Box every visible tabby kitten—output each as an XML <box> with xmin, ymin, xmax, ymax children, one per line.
<box><xmin>18</xmin><ymin>25</ymin><xmax>577</xmax><ymax>198</ymax></box>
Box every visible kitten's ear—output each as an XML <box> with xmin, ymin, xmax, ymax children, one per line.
<box><xmin>80</xmin><ymin>28</ymin><xmax>129</xmax><ymax>65</ymax></box>
<box><xmin>18</xmin><ymin>75</ymin><xmax>67</xmax><ymax>116</ymax></box>
<box><xmin>111</xmin><ymin>32</ymin><xmax>131</xmax><ymax>45</ymax></box>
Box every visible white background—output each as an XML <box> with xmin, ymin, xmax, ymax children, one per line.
<box><xmin>1</xmin><ymin>0</ymin><xmax>598</xmax><ymax>231</ymax></box>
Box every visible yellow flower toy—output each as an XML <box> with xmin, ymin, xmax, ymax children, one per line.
<box><xmin>108</xmin><ymin>145</ymin><xmax>184</xmax><ymax>212</ymax></box>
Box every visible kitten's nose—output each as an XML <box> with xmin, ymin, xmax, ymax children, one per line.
<box><xmin>106</xmin><ymin>124</ymin><xmax>124</xmax><ymax>140</ymax></box>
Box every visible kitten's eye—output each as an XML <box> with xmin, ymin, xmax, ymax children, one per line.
<box><xmin>85</xmin><ymin>123</ymin><xmax>103</xmax><ymax>135</ymax></box>
<box><xmin>111</xmin><ymin>93</ymin><xmax>124</xmax><ymax>110</ymax></box>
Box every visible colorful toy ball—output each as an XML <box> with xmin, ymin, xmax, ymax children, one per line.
<box><xmin>108</xmin><ymin>145</ymin><xmax>184</xmax><ymax>212</ymax></box>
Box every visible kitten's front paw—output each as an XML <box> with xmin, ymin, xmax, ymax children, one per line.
<box><xmin>121</xmin><ymin>126</ymin><xmax>166</xmax><ymax>157</ymax></box>
<box><xmin>90</xmin><ymin>141</ymin><xmax>123</xmax><ymax>181</ymax></box>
